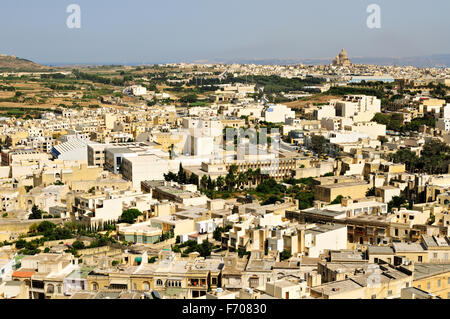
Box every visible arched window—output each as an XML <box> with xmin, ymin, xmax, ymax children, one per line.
<box><xmin>46</xmin><ymin>284</ymin><xmax>55</xmax><ymax>294</ymax></box>
<box><xmin>92</xmin><ymin>282</ymin><xmax>99</xmax><ymax>291</ymax></box>
<box><xmin>143</xmin><ymin>282</ymin><xmax>150</xmax><ymax>290</ymax></box>
<box><xmin>156</xmin><ymin>279</ymin><xmax>163</xmax><ymax>286</ymax></box>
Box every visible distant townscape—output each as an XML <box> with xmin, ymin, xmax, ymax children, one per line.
<box><xmin>0</xmin><ymin>49</ymin><xmax>449</xmax><ymax>300</ymax></box>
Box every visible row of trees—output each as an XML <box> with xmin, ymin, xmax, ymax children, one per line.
<box><xmin>164</xmin><ymin>164</ymin><xmax>199</xmax><ymax>185</ymax></box>
<box><xmin>72</xmin><ymin>70</ymin><xmax>128</xmax><ymax>86</ymax></box>
<box><xmin>171</xmin><ymin>239</ymin><xmax>214</xmax><ymax>258</ymax></box>
<box><xmin>372</xmin><ymin>113</ymin><xmax>436</xmax><ymax>132</ymax></box>
<box><xmin>390</xmin><ymin>140</ymin><xmax>450</xmax><ymax>174</ymax></box>
<box><xmin>200</xmin><ymin>166</ymin><xmax>267</xmax><ymax>193</ymax></box>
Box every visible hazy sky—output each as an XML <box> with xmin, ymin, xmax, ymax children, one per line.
<box><xmin>0</xmin><ymin>0</ymin><xmax>449</xmax><ymax>64</ymax></box>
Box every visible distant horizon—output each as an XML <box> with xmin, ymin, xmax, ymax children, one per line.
<box><xmin>34</xmin><ymin>51</ymin><xmax>450</xmax><ymax>68</ymax></box>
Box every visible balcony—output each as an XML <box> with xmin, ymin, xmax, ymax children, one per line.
<box><xmin>188</xmin><ymin>279</ymin><xmax>207</xmax><ymax>289</ymax></box>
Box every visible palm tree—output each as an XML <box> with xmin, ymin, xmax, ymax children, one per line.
<box><xmin>216</xmin><ymin>176</ymin><xmax>225</xmax><ymax>191</ymax></box>
<box><xmin>237</xmin><ymin>172</ymin><xmax>247</xmax><ymax>190</ymax></box>
<box><xmin>225</xmin><ymin>174</ymin><xmax>235</xmax><ymax>191</ymax></box>
<box><xmin>246</xmin><ymin>168</ymin><xmax>255</xmax><ymax>187</ymax></box>
<box><xmin>254</xmin><ymin>168</ymin><xmax>262</xmax><ymax>185</ymax></box>
<box><xmin>225</xmin><ymin>165</ymin><xmax>238</xmax><ymax>191</ymax></box>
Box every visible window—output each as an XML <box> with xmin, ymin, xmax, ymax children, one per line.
<box><xmin>427</xmin><ymin>282</ymin><xmax>430</xmax><ymax>290</ymax></box>
<box><xmin>418</xmin><ymin>256</ymin><xmax>422</xmax><ymax>262</ymax></box>
<box><xmin>156</xmin><ymin>279</ymin><xmax>163</xmax><ymax>286</ymax></box>
<box><xmin>143</xmin><ymin>282</ymin><xmax>150</xmax><ymax>290</ymax></box>
<box><xmin>92</xmin><ymin>282</ymin><xmax>99</xmax><ymax>290</ymax></box>
<box><xmin>437</xmin><ymin>280</ymin><xmax>441</xmax><ymax>287</ymax></box>
<box><xmin>46</xmin><ymin>284</ymin><xmax>55</xmax><ymax>294</ymax></box>
<box><xmin>371</xmin><ymin>294</ymin><xmax>376</xmax><ymax>299</ymax></box>
<box><xmin>388</xmin><ymin>290</ymin><xmax>392</xmax><ymax>296</ymax></box>
<box><xmin>433</xmin><ymin>253</ymin><xmax>438</xmax><ymax>259</ymax></box>
<box><xmin>249</xmin><ymin>277</ymin><xmax>259</xmax><ymax>288</ymax></box>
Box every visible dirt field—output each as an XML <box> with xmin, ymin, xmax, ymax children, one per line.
<box><xmin>285</xmin><ymin>94</ymin><xmax>343</xmax><ymax>109</ymax></box>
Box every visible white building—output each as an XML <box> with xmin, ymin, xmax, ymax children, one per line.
<box><xmin>195</xmin><ymin>218</ymin><xmax>221</xmax><ymax>234</ymax></box>
<box><xmin>333</xmin><ymin>95</ymin><xmax>381</xmax><ymax>122</ymax></box>
<box><xmin>345</xmin><ymin>122</ymin><xmax>386</xmax><ymax>139</ymax></box>
<box><xmin>0</xmin><ymin>258</ymin><xmax>15</xmax><ymax>282</ymax></box>
<box><xmin>314</xmin><ymin>104</ymin><xmax>336</xmax><ymax>120</ymax></box>
<box><xmin>123</xmin><ymin>85</ymin><xmax>147</xmax><ymax>96</ymax></box>
<box><xmin>122</xmin><ymin>154</ymin><xmax>169</xmax><ymax>189</ymax></box>
<box><xmin>437</xmin><ymin>104</ymin><xmax>450</xmax><ymax>131</ymax></box>
<box><xmin>264</xmin><ymin>104</ymin><xmax>295</xmax><ymax>123</ymax></box>
<box><xmin>304</xmin><ymin>224</ymin><xmax>347</xmax><ymax>258</ymax></box>
<box><xmin>51</xmin><ymin>138</ymin><xmax>97</xmax><ymax>161</ymax></box>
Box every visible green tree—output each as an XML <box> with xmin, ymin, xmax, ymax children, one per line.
<box><xmin>388</xmin><ymin>196</ymin><xmax>407</xmax><ymax>212</ymax></box>
<box><xmin>330</xmin><ymin>195</ymin><xmax>344</xmax><ymax>205</ymax></box>
<box><xmin>71</xmin><ymin>240</ymin><xmax>86</xmax><ymax>250</ymax></box>
<box><xmin>310</xmin><ymin>135</ymin><xmax>327</xmax><ymax>155</ymax></box>
<box><xmin>37</xmin><ymin>221</ymin><xmax>56</xmax><ymax>234</ymax></box>
<box><xmin>198</xmin><ymin>239</ymin><xmax>213</xmax><ymax>257</ymax></box>
<box><xmin>29</xmin><ymin>205</ymin><xmax>43</xmax><ymax>220</ymax></box>
<box><xmin>366</xmin><ymin>187</ymin><xmax>376</xmax><ymax>196</ymax></box>
<box><xmin>188</xmin><ymin>173</ymin><xmax>199</xmax><ymax>186</ymax></box>
<box><xmin>280</xmin><ymin>249</ymin><xmax>292</xmax><ymax>261</ymax></box>
<box><xmin>120</xmin><ymin>209</ymin><xmax>143</xmax><ymax>224</ymax></box>
<box><xmin>216</xmin><ymin>176</ymin><xmax>225</xmax><ymax>191</ymax></box>
<box><xmin>262</xmin><ymin>195</ymin><xmax>284</xmax><ymax>205</ymax></box>
<box><xmin>200</xmin><ymin>175</ymin><xmax>208</xmax><ymax>189</ymax></box>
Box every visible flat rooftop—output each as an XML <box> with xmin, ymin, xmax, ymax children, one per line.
<box><xmin>305</xmin><ymin>223</ymin><xmax>346</xmax><ymax>235</ymax></box>
<box><xmin>413</xmin><ymin>263</ymin><xmax>450</xmax><ymax>280</ymax></box>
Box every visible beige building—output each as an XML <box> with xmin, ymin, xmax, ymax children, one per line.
<box><xmin>314</xmin><ymin>181</ymin><xmax>370</xmax><ymax>203</ymax></box>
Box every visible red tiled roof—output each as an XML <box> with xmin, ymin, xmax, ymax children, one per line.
<box><xmin>12</xmin><ymin>270</ymin><xmax>35</xmax><ymax>278</ymax></box>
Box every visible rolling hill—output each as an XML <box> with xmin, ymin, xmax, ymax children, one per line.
<box><xmin>0</xmin><ymin>55</ymin><xmax>53</xmax><ymax>72</ymax></box>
